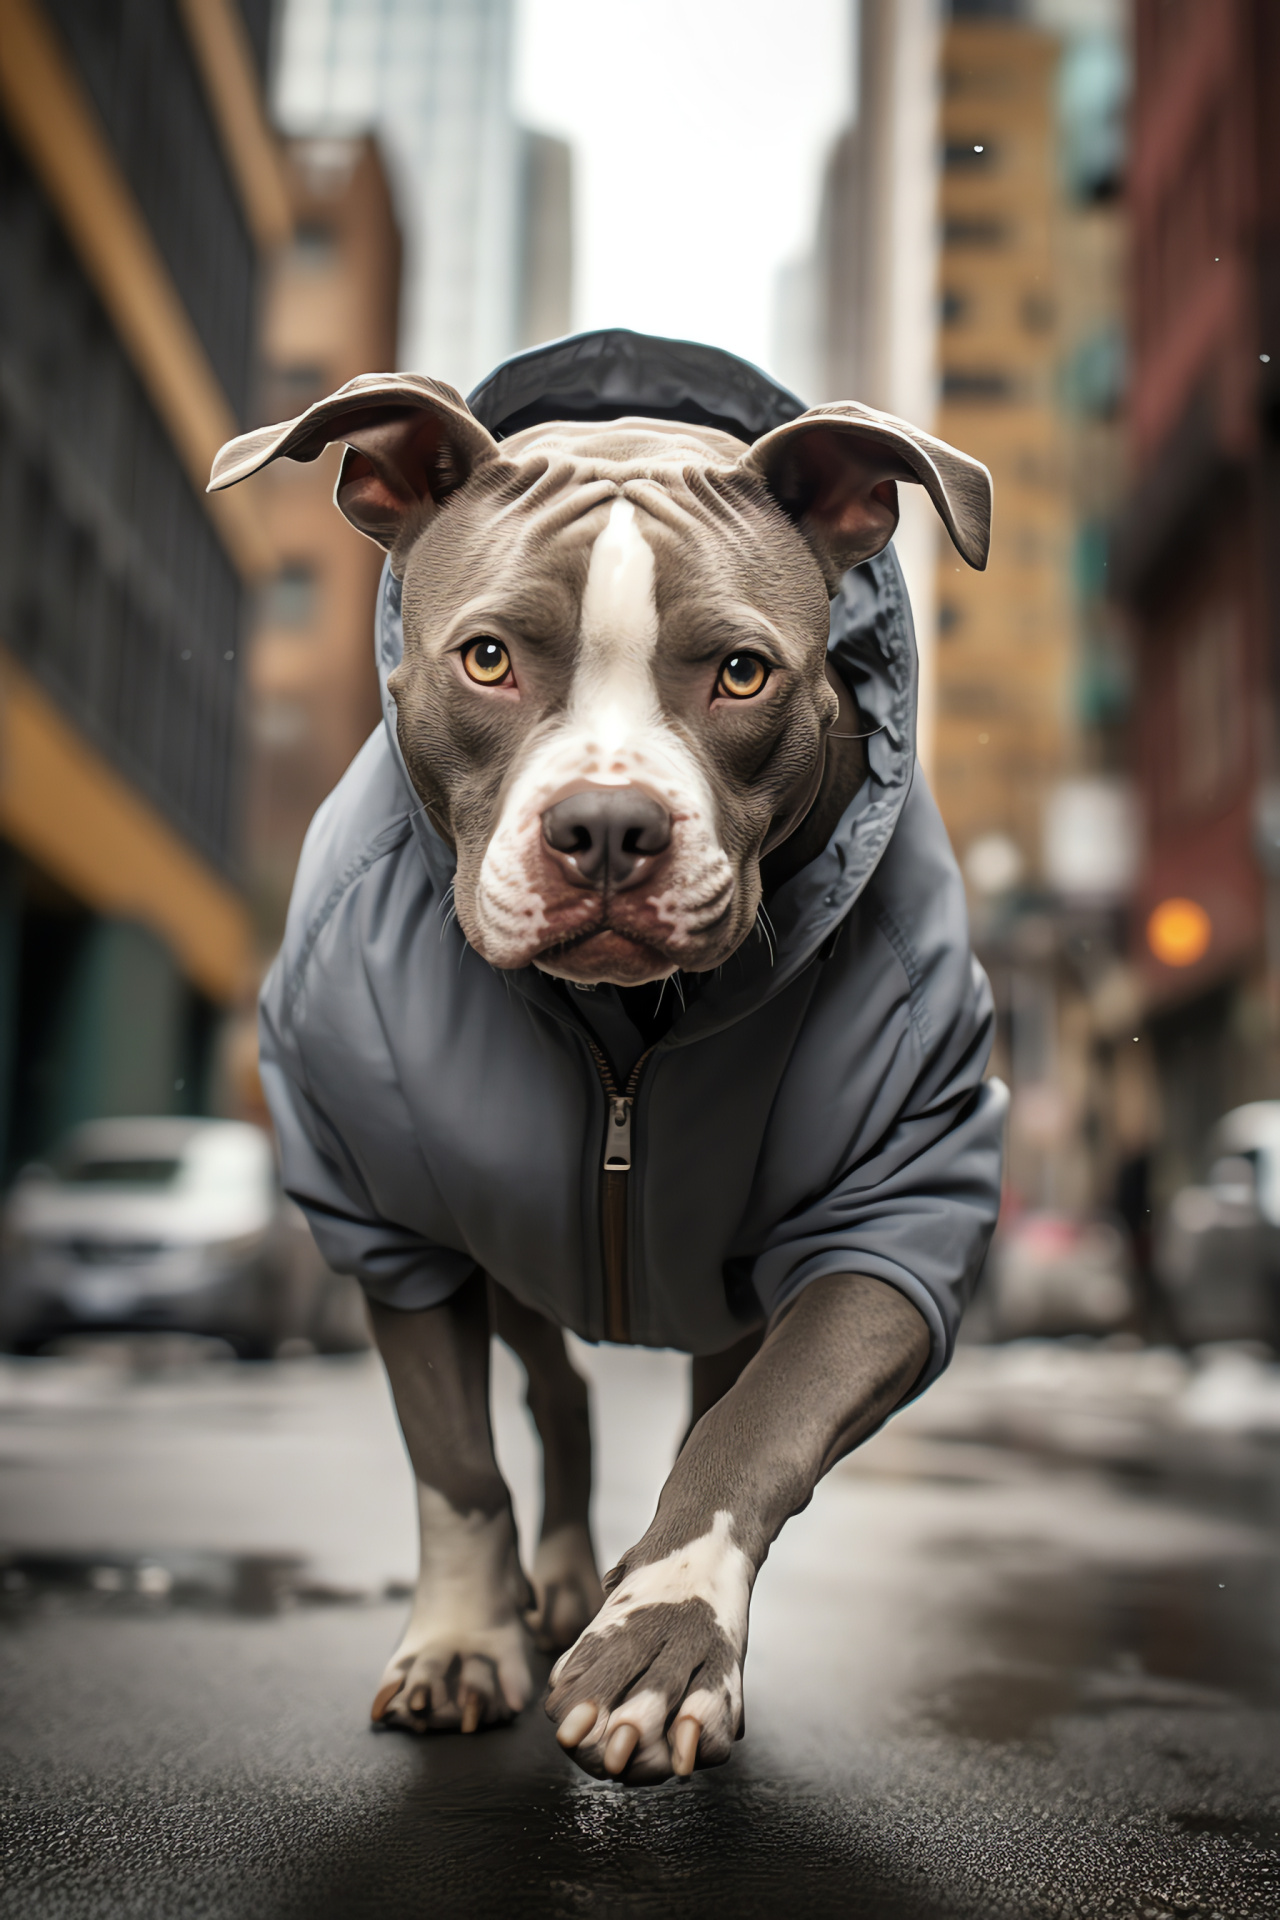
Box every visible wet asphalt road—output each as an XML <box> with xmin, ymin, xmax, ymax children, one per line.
<box><xmin>1</xmin><ymin>1335</ymin><xmax>1278</xmax><ymax>1920</ymax></box>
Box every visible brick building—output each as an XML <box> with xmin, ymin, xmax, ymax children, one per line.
<box><xmin>1121</xmin><ymin>0</ymin><xmax>1280</xmax><ymax>1185</ymax></box>
<box><xmin>246</xmin><ymin>137</ymin><xmax>401</xmax><ymax>937</ymax></box>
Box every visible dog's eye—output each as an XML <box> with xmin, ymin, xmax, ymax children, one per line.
<box><xmin>462</xmin><ymin>638</ymin><xmax>511</xmax><ymax>685</ymax></box>
<box><xmin>717</xmin><ymin>654</ymin><xmax>768</xmax><ymax>699</ymax></box>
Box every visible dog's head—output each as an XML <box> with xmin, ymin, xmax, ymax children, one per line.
<box><xmin>213</xmin><ymin>374</ymin><xmax>990</xmax><ymax>984</ymax></box>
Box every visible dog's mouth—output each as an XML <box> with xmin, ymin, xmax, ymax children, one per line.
<box><xmin>531</xmin><ymin>877</ymin><xmax>742</xmax><ymax>984</ymax></box>
<box><xmin>532</xmin><ymin>920</ymin><xmax>676</xmax><ymax>986</ymax></box>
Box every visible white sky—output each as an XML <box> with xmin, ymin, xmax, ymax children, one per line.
<box><xmin>512</xmin><ymin>0</ymin><xmax>852</xmax><ymax>375</ymax></box>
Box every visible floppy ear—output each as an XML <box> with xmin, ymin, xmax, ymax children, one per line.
<box><xmin>742</xmin><ymin>402</ymin><xmax>992</xmax><ymax>588</ymax></box>
<box><xmin>207</xmin><ymin>373</ymin><xmax>500</xmax><ymax>561</ymax></box>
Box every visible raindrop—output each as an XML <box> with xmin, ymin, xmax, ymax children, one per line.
<box><xmin>174</xmin><ymin>1078</ymin><xmax>185</xmax><ymax>1091</ymax></box>
<box><xmin>978</xmin><ymin>731</ymin><xmax>989</xmax><ymax>745</ymax></box>
<box><xmin>225</xmin><ymin>649</ymin><xmax>235</xmax><ymax>660</ymax></box>
<box><xmin>1262</xmin><ymin>354</ymin><xmax>1272</xmax><ymax>364</ymax></box>
<box><xmin>973</xmin><ymin>144</ymin><xmax>984</xmax><ymax>153</ymax></box>
<box><xmin>181</xmin><ymin>649</ymin><xmax>191</xmax><ymax>661</ymax></box>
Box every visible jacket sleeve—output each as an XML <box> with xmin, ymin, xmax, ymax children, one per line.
<box><xmin>748</xmin><ymin>775</ymin><xmax>1007</xmax><ymax>1398</ymax></box>
<box><xmin>256</xmin><ymin>744</ymin><xmax>479</xmax><ymax>1314</ymax></box>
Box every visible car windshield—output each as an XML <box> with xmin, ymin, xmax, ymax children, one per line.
<box><xmin>61</xmin><ymin>1158</ymin><xmax>182</xmax><ymax>1187</ymax></box>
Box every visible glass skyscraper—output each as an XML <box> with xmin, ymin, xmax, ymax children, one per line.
<box><xmin>274</xmin><ymin>0</ymin><xmax>521</xmax><ymax>391</ymax></box>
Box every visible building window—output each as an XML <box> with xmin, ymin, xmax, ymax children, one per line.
<box><xmin>260</xmin><ymin>563</ymin><xmax>317</xmax><ymax>628</ymax></box>
<box><xmin>943</xmin><ymin>217</ymin><xmax>1006</xmax><ymax>248</ymax></box>
<box><xmin>264</xmin><ymin>364</ymin><xmax>329</xmax><ymax>415</ymax></box>
<box><xmin>943</xmin><ymin>139</ymin><xmax>997</xmax><ymax>171</ymax></box>
<box><xmin>942</xmin><ymin>369</ymin><xmax>1014</xmax><ymax>402</ymax></box>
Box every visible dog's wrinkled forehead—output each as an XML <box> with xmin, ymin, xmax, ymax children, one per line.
<box><xmin>399</xmin><ymin>415</ymin><xmax>818</xmax><ymax>654</ymax></box>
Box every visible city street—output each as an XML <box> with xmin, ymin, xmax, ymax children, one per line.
<box><xmin>1</xmin><ymin>1333</ymin><xmax>1278</xmax><ymax>1919</ymax></box>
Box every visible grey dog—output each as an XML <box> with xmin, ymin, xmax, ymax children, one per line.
<box><xmin>211</xmin><ymin>332</ymin><xmax>1004</xmax><ymax>1785</ymax></box>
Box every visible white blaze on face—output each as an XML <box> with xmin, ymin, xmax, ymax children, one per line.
<box><xmin>473</xmin><ymin>496</ymin><xmax>734</xmax><ymax>969</ymax></box>
<box><xmin>573</xmin><ymin>497</ymin><xmax>661</xmax><ymax>764</ymax></box>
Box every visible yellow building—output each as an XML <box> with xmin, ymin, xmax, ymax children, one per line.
<box><xmin>932</xmin><ymin>20</ymin><xmax>1075</xmax><ymax>885</ymax></box>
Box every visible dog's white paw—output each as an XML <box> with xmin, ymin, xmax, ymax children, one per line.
<box><xmin>544</xmin><ymin>1510</ymin><xmax>751</xmax><ymax>1783</ymax></box>
<box><xmin>373</xmin><ymin>1613</ymin><xmax>534</xmax><ymax>1732</ymax></box>
<box><xmin>528</xmin><ymin>1522</ymin><xmax>604</xmax><ymax>1655</ymax></box>
<box><xmin>373</xmin><ymin>1491</ymin><xmax>535</xmax><ymax>1733</ymax></box>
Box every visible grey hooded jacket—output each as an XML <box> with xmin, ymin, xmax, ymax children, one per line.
<box><xmin>259</xmin><ymin>332</ymin><xmax>1006</xmax><ymax>1393</ymax></box>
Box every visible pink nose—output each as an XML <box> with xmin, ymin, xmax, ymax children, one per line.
<box><xmin>542</xmin><ymin>788</ymin><xmax>671</xmax><ymax>891</ymax></box>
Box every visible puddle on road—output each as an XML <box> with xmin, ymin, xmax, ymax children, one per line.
<box><xmin>0</xmin><ymin>1549</ymin><xmax>407</xmax><ymax>1617</ymax></box>
<box><xmin>923</xmin><ymin>1555</ymin><xmax>1280</xmax><ymax>1744</ymax></box>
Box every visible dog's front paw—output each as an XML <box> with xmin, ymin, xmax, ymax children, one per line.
<box><xmin>373</xmin><ymin>1611</ymin><xmax>534</xmax><ymax>1733</ymax></box>
<box><xmin>373</xmin><ymin>1496</ymin><xmax>536</xmax><ymax>1733</ymax></box>
<box><xmin>544</xmin><ymin>1510</ymin><xmax>752</xmax><ymax>1784</ymax></box>
<box><xmin>529</xmin><ymin>1522</ymin><xmax>604</xmax><ymax>1655</ymax></box>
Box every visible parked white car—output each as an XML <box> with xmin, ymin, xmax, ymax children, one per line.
<box><xmin>1157</xmin><ymin>1102</ymin><xmax>1280</xmax><ymax>1347</ymax></box>
<box><xmin>0</xmin><ymin>1117</ymin><xmax>368</xmax><ymax>1358</ymax></box>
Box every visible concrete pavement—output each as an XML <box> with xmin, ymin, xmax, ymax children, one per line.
<box><xmin>0</xmin><ymin>1335</ymin><xmax>1278</xmax><ymax>1918</ymax></box>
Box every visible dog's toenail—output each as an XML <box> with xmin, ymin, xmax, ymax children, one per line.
<box><xmin>604</xmin><ymin>1723</ymin><xmax>639</xmax><ymax>1774</ymax></box>
<box><xmin>556</xmin><ymin>1700</ymin><xmax>598</xmax><ymax>1748</ymax></box>
<box><xmin>459</xmin><ymin>1690</ymin><xmax>482</xmax><ymax>1733</ymax></box>
<box><xmin>371</xmin><ymin>1682</ymin><xmax>400</xmax><ymax>1722</ymax></box>
<box><xmin>407</xmin><ymin>1686</ymin><xmax>427</xmax><ymax>1714</ymax></box>
<box><xmin>671</xmin><ymin>1716</ymin><xmax>701</xmax><ymax>1777</ymax></box>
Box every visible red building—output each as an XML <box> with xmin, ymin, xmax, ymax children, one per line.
<box><xmin>1122</xmin><ymin>0</ymin><xmax>1280</xmax><ymax>1178</ymax></box>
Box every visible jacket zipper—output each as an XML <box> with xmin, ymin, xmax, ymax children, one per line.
<box><xmin>583</xmin><ymin>1038</ymin><xmax>654</xmax><ymax>1343</ymax></box>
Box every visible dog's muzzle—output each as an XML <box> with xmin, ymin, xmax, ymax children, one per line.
<box><xmin>541</xmin><ymin>788</ymin><xmax>672</xmax><ymax>893</ymax></box>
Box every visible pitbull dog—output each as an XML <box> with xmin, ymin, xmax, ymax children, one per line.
<box><xmin>211</xmin><ymin>337</ymin><xmax>999</xmax><ymax>1784</ymax></box>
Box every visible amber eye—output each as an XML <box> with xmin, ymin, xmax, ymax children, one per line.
<box><xmin>717</xmin><ymin>653</ymin><xmax>768</xmax><ymax>699</ymax></box>
<box><xmin>462</xmin><ymin>638</ymin><xmax>511</xmax><ymax>685</ymax></box>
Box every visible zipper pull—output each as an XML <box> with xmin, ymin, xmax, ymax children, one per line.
<box><xmin>603</xmin><ymin>1096</ymin><xmax>632</xmax><ymax>1172</ymax></box>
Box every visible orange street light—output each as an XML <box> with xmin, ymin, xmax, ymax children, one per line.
<box><xmin>1147</xmin><ymin>896</ymin><xmax>1211</xmax><ymax>968</ymax></box>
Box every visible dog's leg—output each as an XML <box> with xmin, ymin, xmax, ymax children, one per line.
<box><xmin>546</xmin><ymin>1273</ymin><xmax>929</xmax><ymax>1782</ymax></box>
<box><xmin>489</xmin><ymin>1282</ymin><xmax>604</xmax><ymax>1653</ymax></box>
<box><xmin>368</xmin><ymin>1274</ymin><xmax>535</xmax><ymax>1732</ymax></box>
<box><xmin>687</xmin><ymin>1324</ymin><xmax>764</xmax><ymax>1435</ymax></box>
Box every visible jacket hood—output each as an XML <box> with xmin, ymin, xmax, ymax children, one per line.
<box><xmin>376</xmin><ymin>328</ymin><xmax>919</xmax><ymax>1043</ymax></box>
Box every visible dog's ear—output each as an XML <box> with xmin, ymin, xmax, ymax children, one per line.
<box><xmin>741</xmin><ymin>403</ymin><xmax>992</xmax><ymax>588</ymax></box>
<box><xmin>207</xmin><ymin>373</ymin><xmax>500</xmax><ymax>560</ymax></box>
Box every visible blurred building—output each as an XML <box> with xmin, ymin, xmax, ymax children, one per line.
<box><xmin>924</xmin><ymin>3</ymin><xmax>1130</xmax><ymax>1214</ymax></box>
<box><xmin>1120</xmin><ymin>0</ymin><xmax>1280</xmax><ymax>1191</ymax></box>
<box><xmin>273</xmin><ymin>0</ymin><xmax>573</xmax><ymax>391</ymax></box>
<box><xmin>932</xmin><ymin>18</ymin><xmax>1075</xmax><ymax>884</ymax></box>
<box><xmin>247</xmin><ymin>136</ymin><xmax>401</xmax><ymax>937</ymax></box>
<box><xmin>0</xmin><ymin>0</ymin><xmax>285</xmax><ymax>1171</ymax></box>
<box><xmin>517</xmin><ymin>128</ymin><xmax>573</xmax><ymax>352</ymax></box>
<box><xmin>813</xmin><ymin>0</ymin><xmax>942</xmax><ymax>760</ymax></box>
